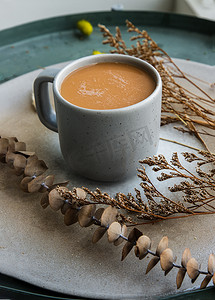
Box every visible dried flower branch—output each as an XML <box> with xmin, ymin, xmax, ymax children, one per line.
<box><xmin>2</xmin><ymin>135</ymin><xmax>215</xmax><ymax>291</ymax></box>
<box><xmin>99</xmin><ymin>21</ymin><xmax>215</xmax><ymax>152</ymax></box>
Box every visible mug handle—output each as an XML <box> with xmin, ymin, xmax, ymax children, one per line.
<box><xmin>33</xmin><ymin>68</ymin><xmax>60</xmax><ymax>132</ymax></box>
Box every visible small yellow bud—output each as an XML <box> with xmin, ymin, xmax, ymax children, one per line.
<box><xmin>77</xmin><ymin>19</ymin><xmax>93</xmax><ymax>36</ymax></box>
<box><xmin>92</xmin><ymin>50</ymin><xmax>105</xmax><ymax>55</ymax></box>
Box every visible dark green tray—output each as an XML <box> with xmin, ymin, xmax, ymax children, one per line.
<box><xmin>0</xmin><ymin>11</ymin><xmax>215</xmax><ymax>300</ymax></box>
<box><xmin>0</xmin><ymin>11</ymin><xmax>214</xmax><ymax>84</ymax></box>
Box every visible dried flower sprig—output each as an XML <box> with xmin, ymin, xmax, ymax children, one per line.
<box><xmin>55</xmin><ymin>151</ymin><xmax>215</xmax><ymax>224</ymax></box>
<box><xmin>2</xmin><ymin>136</ymin><xmax>215</xmax><ymax>222</ymax></box>
<box><xmin>98</xmin><ymin>21</ymin><xmax>215</xmax><ymax>152</ymax></box>
<box><xmin>1</xmin><ymin>135</ymin><xmax>215</xmax><ymax>291</ymax></box>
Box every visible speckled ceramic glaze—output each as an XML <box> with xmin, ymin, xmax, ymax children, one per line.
<box><xmin>34</xmin><ymin>54</ymin><xmax>162</xmax><ymax>181</ymax></box>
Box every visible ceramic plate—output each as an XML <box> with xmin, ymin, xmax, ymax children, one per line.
<box><xmin>0</xmin><ymin>59</ymin><xmax>214</xmax><ymax>299</ymax></box>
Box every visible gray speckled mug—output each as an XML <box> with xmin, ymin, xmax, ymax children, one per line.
<box><xmin>34</xmin><ymin>54</ymin><xmax>162</xmax><ymax>181</ymax></box>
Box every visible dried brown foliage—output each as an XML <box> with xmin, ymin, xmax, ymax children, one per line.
<box><xmin>99</xmin><ymin>21</ymin><xmax>215</xmax><ymax>152</ymax></box>
<box><xmin>1</xmin><ymin>135</ymin><xmax>215</xmax><ymax>290</ymax></box>
<box><xmin>52</xmin><ymin>150</ymin><xmax>215</xmax><ymax>224</ymax></box>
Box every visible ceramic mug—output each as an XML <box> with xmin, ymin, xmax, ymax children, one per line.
<box><xmin>33</xmin><ymin>54</ymin><xmax>162</xmax><ymax>181</ymax></box>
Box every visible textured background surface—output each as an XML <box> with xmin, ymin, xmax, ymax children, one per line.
<box><xmin>0</xmin><ymin>11</ymin><xmax>214</xmax><ymax>299</ymax></box>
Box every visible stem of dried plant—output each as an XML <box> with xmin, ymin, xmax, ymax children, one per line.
<box><xmin>1</xmin><ymin>135</ymin><xmax>215</xmax><ymax>291</ymax></box>
<box><xmin>98</xmin><ymin>21</ymin><xmax>215</xmax><ymax>153</ymax></box>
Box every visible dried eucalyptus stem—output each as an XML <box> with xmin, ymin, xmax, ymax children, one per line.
<box><xmin>1</xmin><ymin>135</ymin><xmax>215</xmax><ymax>290</ymax></box>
